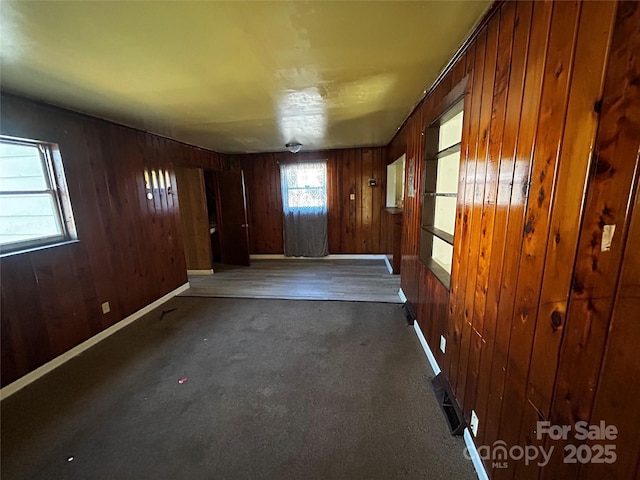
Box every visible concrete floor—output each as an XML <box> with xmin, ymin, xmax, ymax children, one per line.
<box><xmin>1</xmin><ymin>297</ymin><xmax>475</xmax><ymax>480</ymax></box>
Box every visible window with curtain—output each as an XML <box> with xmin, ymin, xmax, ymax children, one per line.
<box><xmin>281</xmin><ymin>161</ymin><xmax>327</xmax><ymax>214</ymax></box>
<box><xmin>279</xmin><ymin>161</ymin><xmax>328</xmax><ymax>257</ymax></box>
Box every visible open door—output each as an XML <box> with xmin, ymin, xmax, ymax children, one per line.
<box><xmin>175</xmin><ymin>167</ymin><xmax>213</xmax><ymax>272</ymax></box>
<box><xmin>213</xmin><ymin>170</ymin><xmax>250</xmax><ymax>266</ymax></box>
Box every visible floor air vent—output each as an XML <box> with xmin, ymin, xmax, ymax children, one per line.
<box><xmin>431</xmin><ymin>373</ymin><xmax>466</xmax><ymax>436</ymax></box>
<box><xmin>402</xmin><ymin>302</ymin><xmax>415</xmax><ymax>326</ymax></box>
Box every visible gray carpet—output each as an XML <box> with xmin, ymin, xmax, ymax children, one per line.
<box><xmin>1</xmin><ymin>297</ymin><xmax>475</xmax><ymax>480</ymax></box>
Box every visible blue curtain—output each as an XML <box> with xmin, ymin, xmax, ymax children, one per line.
<box><xmin>279</xmin><ymin>161</ymin><xmax>328</xmax><ymax>257</ymax></box>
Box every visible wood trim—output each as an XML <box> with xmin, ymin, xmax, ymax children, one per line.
<box><xmin>422</xmin><ymin>226</ymin><xmax>454</xmax><ymax>245</ymax></box>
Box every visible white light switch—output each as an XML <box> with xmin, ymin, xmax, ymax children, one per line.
<box><xmin>349</xmin><ymin>193</ymin><xmax>355</xmax><ymax>200</ymax></box>
<box><xmin>101</xmin><ymin>301</ymin><xmax>111</xmax><ymax>314</ymax></box>
<box><xmin>470</xmin><ymin>410</ymin><xmax>479</xmax><ymax>437</ymax></box>
<box><xmin>440</xmin><ymin>335</ymin><xmax>446</xmax><ymax>353</ymax></box>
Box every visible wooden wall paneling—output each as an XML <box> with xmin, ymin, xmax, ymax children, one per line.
<box><xmin>348</xmin><ymin>149</ymin><xmax>358</xmax><ymax>253</ymax></box>
<box><xmin>400</xmin><ymin>116</ymin><xmax>421</xmax><ymax>306</ymax></box>
<box><xmin>454</xmin><ymin>28</ymin><xmax>489</xmax><ymax>401</ymax></box>
<box><xmin>150</xmin><ymin>134</ymin><xmax>169</xmax><ymax>286</ymax></box>
<box><xmin>445</xmin><ymin>42</ymin><xmax>477</xmax><ymax>383</ymax></box>
<box><xmin>430</xmin><ymin>272</ymin><xmax>450</xmax><ymax>369</ymax></box>
<box><xmin>0</xmin><ymin>284</ymin><xmax>19</xmax><ymax>382</ymax></box>
<box><xmin>88</xmin><ymin>122</ymin><xmax>128</xmax><ymax>317</ymax></box>
<box><xmin>358</xmin><ymin>150</ymin><xmax>367</xmax><ymax>252</ymax></box>
<box><xmin>385</xmin><ymin>2</ymin><xmax>635</xmax><ymax>479</ymax></box>
<box><xmin>129</xmin><ymin>129</ymin><xmax>154</xmax><ymax>304</ymax></box>
<box><xmin>481</xmin><ymin>0</ymin><xmax>552</xmax><ymax>457</ymax></box>
<box><xmin>412</xmin><ymin>115</ymin><xmax>425</xmax><ymax>304</ymax></box>
<box><xmin>425</xmin><ymin>270</ymin><xmax>437</xmax><ymax>351</ymax></box>
<box><xmin>460</xmin><ymin>14</ymin><xmax>500</xmax><ymax>419</ymax></box>
<box><xmin>132</xmin><ymin>127</ymin><xmax>156</xmax><ymax>304</ymax></box>
<box><xmin>372</xmin><ymin>148</ymin><xmax>386</xmax><ymax>253</ymax></box>
<box><xmin>494</xmin><ymin>2</ymin><xmax>581</xmax><ymax>479</ymax></box>
<box><xmin>0</xmin><ymin>255</ymin><xmax>50</xmax><ymax>383</ymax></box>
<box><xmin>327</xmin><ymin>153</ymin><xmax>341</xmax><ymax>253</ymax></box>
<box><xmin>238</xmin><ymin>148</ymin><xmax>387</xmax><ymax>255</ymax></box>
<box><xmin>146</xmin><ymin>134</ymin><xmax>165</xmax><ymax>300</ymax></box>
<box><xmin>112</xmin><ymin>127</ymin><xmax>139</xmax><ymax>309</ymax></box>
<box><xmin>75</xmin><ymin>118</ymin><xmax>121</xmax><ymax>332</ymax></box>
<box><xmin>581</xmin><ymin>181</ymin><xmax>640</xmax><ymax>480</ymax></box>
<box><xmin>450</xmin><ymin>50</ymin><xmax>467</xmax><ymax>89</ymax></box>
<box><xmin>347</xmin><ymin>149</ymin><xmax>358</xmax><ymax>253</ymax></box>
<box><xmin>470</xmin><ymin>1</ymin><xmax>517</xmax><ymax>446</ymax></box>
<box><xmin>240</xmin><ymin>156</ymin><xmax>257</xmax><ymax>253</ymax></box>
<box><xmin>245</xmin><ymin>153</ymin><xmax>257</xmax><ymax>254</ymax></box>
<box><xmin>542</xmin><ymin>2</ymin><xmax>640</xmax><ymax>477</ymax></box>
<box><xmin>162</xmin><ymin>141</ymin><xmax>186</xmax><ymax>293</ymax></box>
<box><xmin>1</xmin><ymin>95</ymin><xmax>193</xmax><ymax>386</ymax></box>
<box><xmin>270</xmin><ymin>153</ymin><xmax>284</xmax><ymax>253</ymax></box>
<box><xmin>475</xmin><ymin>0</ymin><xmax>532</xmax><ymax>447</ymax></box>
<box><xmin>338</xmin><ymin>150</ymin><xmax>350</xmax><ymax>253</ymax></box>
<box><xmin>416</xmin><ymin>262</ymin><xmax>429</xmax><ymax>354</ymax></box>
<box><xmin>58</xmin><ymin>119</ymin><xmax>109</xmax><ymax>338</ymax></box>
<box><xmin>340</xmin><ymin>151</ymin><xmax>358</xmax><ymax>253</ymax></box>
<box><xmin>371</xmin><ymin>149</ymin><xmax>383</xmax><ymax>253</ymax></box>
<box><xmin>31</xmin><ymin>246</ymin><xmax>90</xmax><ymax>357</ymax></box>
<box><xmin>516</xmin><ymin>2</ymin><xmax>617</xmax><ymax>478</ymax></box>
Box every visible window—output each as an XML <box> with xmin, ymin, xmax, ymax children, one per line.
<box><xmin>0</xmin><ymin>137</ymin><xmax>77</xmax><ymax>254</ymax></box>
<box><xmin>280</xmin><ymin>161</ymin><xmax>327</xmax><ymax>213</ymax></box>
<box><xmin>420</xmin><ymin>101</ymin><xmax>464</xmax><ymax>288</ymax></box>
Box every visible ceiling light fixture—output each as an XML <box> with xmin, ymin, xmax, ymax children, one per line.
<box><xmin>286</xmin><ymin>142</ymin><xmax>302</xmax><ymax>154</ymax></box>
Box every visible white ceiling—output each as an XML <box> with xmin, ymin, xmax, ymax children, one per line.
<box><xmin>0</xmin><ymin>1</ymin><xmax>491</xmax><ymax>153</ymax></box>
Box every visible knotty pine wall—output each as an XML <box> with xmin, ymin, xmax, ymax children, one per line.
<box><xmin>236</xmin><ymin>148</ymin><xmax>388</xmax><ymax>254</ymax></box>
<box><xmin>0</xmin><ymin>94</ymin><xmax>223</xmax><ymax>387</ymax></box>
<box><xmin>389</xmin><ymin>1</ymin><xmax>640</xmax><ymax>479</ymax></box>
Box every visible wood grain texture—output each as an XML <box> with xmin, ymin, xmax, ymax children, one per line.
<box><xmin>542</xmin><ymin>2</ymin><xmax>640</xmax><ymax>478</ymax></box>
<box><xmin>388</xmin><ymin>1</ymin><xmax>637</xmax><ymax>479</ymax></box>
<box><xmin>175</xmin><ymin>168</ymin><xmax>212</xmax><ymax>270</ymax></box>
<box><xmin>0</xmin><ymin>94</ymin><xmax>220</xmax><ymax>386</ymax></box>
<box><xmin>237</xmin><ymin>148</ymin><xmax>387</xmax><ymax>254</ymax></box>
<box><xmin>385</xmin><ymin>209</ymin><xmax>403</xmax><ymax>274</ymax></box>
<box><xmin>494</xmin><ymin>3</ymin><xmax>582</xmax><ymax>478</ymax></box>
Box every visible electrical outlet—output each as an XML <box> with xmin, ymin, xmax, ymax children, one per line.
<box><xmin>349</xmin><ymin>193</ymin><xmax>355</xmax><ymax>200</ymax></box>
<box><xmin>470</xmin><ymin>410</ymin><xmax>479</xmax><ymax>437</ymax></box>
<box><xmin>440</xmin><ymin>335</ymin><xmax>446</xmax><ymax>353</ymax></box>
<box><xmin>101</xmin><ymin>301</ymin><xmax>111</xmax><ymax>314</ymax></box>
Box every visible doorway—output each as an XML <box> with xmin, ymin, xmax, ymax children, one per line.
<box><xmin>175</xmin><ymin>167</ymin><xmax>250</xmax><ymax>273</ymax></box>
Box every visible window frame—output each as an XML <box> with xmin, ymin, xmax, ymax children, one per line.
<box><xmin>279</xmin><ymin>160</ymin><xmax>328</xmax><ymax>213</ymax></box>
<box><xmin>419</xmin><ymin>94</ymin><xmax>466</xmax><ymax>290</ymax></box>
<box><xmin>0</xmin><ymin>135</ymin><xmax>78</xmax><ymax>256</ymax></box>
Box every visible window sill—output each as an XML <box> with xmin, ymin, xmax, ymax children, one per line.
<box><xmin>422</xmin><ymin>258</ymin><xmax>451</xmax><ymax>290</ymax></box>
<box><xmin>0</xmin><ymin>239</ymin><xmax>80</xmax><ymax>258</ymax></box>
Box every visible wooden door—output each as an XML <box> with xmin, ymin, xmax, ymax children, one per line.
<box><xmin>214</xmin><ymin>170</ymin><xmax>250</xmax><ymax>266</ymax></box>
<box><xmin>175</xmin><ymin>167</ymin><xmax>212</xmax><ymax>271</ymax></box>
